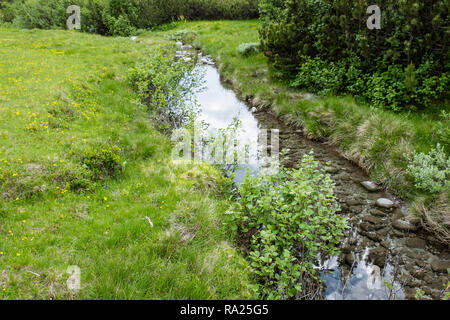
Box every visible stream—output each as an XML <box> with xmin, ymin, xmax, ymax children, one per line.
<box><xmin>175</xmin><ymin>45</ymin><xmax>450</xmax><ymax>300</ymax></box>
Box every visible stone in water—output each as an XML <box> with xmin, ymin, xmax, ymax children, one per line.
<box><xmin>361</xmin><ymin>181</ymin><xmax>378</xmax><ymax>192</ymax></box>
<box><xmin>376</xmin><ymin>198</ymin><xmax>394</xmax><ymax>208</ymax></box>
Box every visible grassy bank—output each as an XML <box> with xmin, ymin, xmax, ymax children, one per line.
<box><xmin>142</xmin><ymin>20</ymin><xmax>449</xmax><ymax>242</ymax></box>
<box><xmin>0</xmin><ymin>27</ymin><xmax>254</xmax><ymax>299</ymax></box>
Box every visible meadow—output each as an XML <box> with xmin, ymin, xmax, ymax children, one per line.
<box><xmin>0</xmin><ymin>27</ymin><xmax>254</xmax><ymax>299</ymax></box>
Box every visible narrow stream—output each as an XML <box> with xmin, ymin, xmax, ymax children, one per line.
<box><xmin>176</xmin><ymin>46</ymin><xmax>450</xmax><ymax>300</ymax></box>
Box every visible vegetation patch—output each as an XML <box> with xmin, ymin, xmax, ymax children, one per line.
<box><xmin>226</xmin><ymin>153</ymin><xmax>347</xmax><ymax>299</ymax></box>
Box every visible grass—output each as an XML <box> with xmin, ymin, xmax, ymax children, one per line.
<box><xmin>0</xmin><ymin>27</ymin><xmax>254</xmax><ymax>299</ymax></box>
<box><xmin>142</xmin><ymin>20</ymin><xmax>449</xmax><ymax>242</ymax></box>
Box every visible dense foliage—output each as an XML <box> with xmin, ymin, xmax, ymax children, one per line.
<box><xmin>128</xmin><ymin>44</ymin><xmax>202</xmax><ymax>131</ymax></box>
<box><xmin>259</xmin><ymin>0</ymin><xmax>450</xmax><ymax>112</ymax></box>
<box><xmin>0</xmin><ymin>0</ymin><xmax>259</xmax><ymax>35</ymax></box>
<box><xmin>226</xmin><ymin>153</ymin><xmax>347</xmax><ymax>299</ymax></box>
<box><xmin>407</xmin><ymin>144</ymin><xmax>450</xmax><ymax>194</ymax></box>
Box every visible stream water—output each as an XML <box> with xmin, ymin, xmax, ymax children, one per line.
<box><xmin>176</xmin><ymin>46</ymin><xmax>450</xmax><ymax>300</ymax></box>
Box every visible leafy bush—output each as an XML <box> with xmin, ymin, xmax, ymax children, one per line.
<box><xmin>128</xmin><ymin>44</ymin><xmax>202</xmax><ymax>130</ymax></box>
<box><xmin>407</xmin><ymin>144</ymin><xmax>450</xmax><ymax>194</ymax></box>
<box><xmin>237</xmin><ymin>42</ymin><xmax>260</xmax><ymax>57</ymax></box>
<box><xmin>291</xmin><ymin>56</ymin><xmax>450</xmax><ymax>112</ymax></box>
<box><xmin>226</xmin><ymin>152</ymin><xmax>347</xmax><ymax>299</ymax></box>
<box><xmin>75</xmin><ymin>142</ymin><xmax>122</xmax><ymax>180</ymax></box>
<box><xmin>260</xmin><ymin>0</ymin><xmax>450</xmax><ymax>111</ymax></box>
<box><xmin>4</xmin><ymin>0</ymin><xmax>259</xmax><ymax>34</ymax></box>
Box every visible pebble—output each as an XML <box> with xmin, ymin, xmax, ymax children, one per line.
<box><xmin>405</xmin><ymin>237</ymin><xmax>427</xmax><ymax>249</ymax></box>
<box><xmin>430</xmin><ymin>257</ymin><xmax>450</xmax><ymax>273</ymax></box>
<box><xmin>376</xmin><ymin>198</ymin><xmax>395</xmax><ymax>208</ymax></box>
<box><xmin>392</xmin><ymin>219</ymin><xmax>418</xmax><ymax>232</ymax></box>
<box><xmin>361</xmin><ymin>181</ymin><xmax>378</xmax><ymax>192</ymax></box>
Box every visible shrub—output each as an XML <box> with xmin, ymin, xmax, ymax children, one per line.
<box><xmin>75</xmin><ymin>142</ymin><xmax>122</xmax><ymax>180</ymax></box>
<box><xmin>4</xmin><ymin>0</ymin><xmax>259</xmax><ymax>34</ymax></box>
<box><xmin>260</xmin><ymin>0</ymin><xmax>450</xmax><ymax>111</ymax></box>
<box><xmin>226</xmin><ymin>152</ymin><xmax>347</xmax><ymax>299</ymax></box>
<box><xmin>128</xmin><ymin>44</ymin><xmax>202</xmax><ymax>130</ymax></box>
<box><xmin>237</xmin><ymin>42</ymin><xmax>260</xmax><ymax>57</ymax></box>
<box><xmin>407</xmin><ymin>144</ymin><xmax>450</xmax><ymax>194</ymax></box>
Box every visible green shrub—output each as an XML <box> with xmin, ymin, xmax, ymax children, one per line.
<box><xmin>226</xmin><ymin>152</ymin><xmax>347</xmax><ymax>299</ymax></box>
<box><xmin>5</xmin><ymin>0</ymin><xmax>259</xmax><ymax>34</ymax></box>
<box><xmin>75</xmin><ymin>142</ymin><xmax>122</xmax><ymax>180</ymax></box>
<box><xmin>128</xmin><ymin>44</ymin><xmax>202</xmax><ymax>130</ymax></box>
<box><xmin>407</xmin><ymin>144</ymin><xmax>450</xmax><ymax>194</ymax></box>
<box><xmin>260</xmin><ymin>0</ymin><xmax>449</xmax><ymax>111</ymax></box>
<box><xmin>237</xmin><ymin>42</ymin><xmax>260</xmax><ymax>57</ymax></box>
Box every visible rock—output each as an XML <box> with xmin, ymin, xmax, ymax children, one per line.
<box><xmin>359</xmin><ymin>222</ymin><xmax>376</xmax><ymax>232</ymax></box>
<box><xmin>393</xmin><ymin>207</ymin><xmax>408</xmax><ymax>218</ymax></box>
<box><xmin>361</xmin><ymin>181</ymin><xmax>379</xmax><ymax>192</ymax></box>
<box><xmin>176</xmin><ymin>41</ymin><xmax>183</xmax><ymax>47</ymax></box>
<box><xmin>182</xmin><ymin>44</ymin><xmax>193</xmax><ymax>49</ymax></box>
<box><xmin>324</xmin><ymin>166</ymin><xmax>339</xmax><ymax>174</ymax></box>
<box><xmin>369</xmin><ymin>247</ymin><xmax>387</xmax><ymax>267</ymax></box>
<box><xmin>348</xmin><ymin>205</ymin><xmax>363</xmax><ymax>214</ymax></box>
<box><xmin>346</xmin><ymin>199</ymin><xmax>362</xmax><ymax>206</ymax></box>
<box><xmin>341</xmin><ymin>245</ymin><xmax>354</xmax><ymax>254</ymax></box>
<box><xmin>250</xmin><ymin>107</ymin><xmax>257</xmax><ymax>113</ymax></box>
<box><xmin>361</xmin><ymin>215</ymin><xmax>381</xmax><ymax>225</ymax></box>
<box><xmin>380</xmin><ymin>240</ymin><xmax>391</xmax><ymax>249</ymax></box>
<box><xmin>376</xmin><ymin>198</ymin><xmax>395</xmax><ymax>208</ymax></box>
<box><xmin>175</xmin><ymin>50</ymin><xmax>188</xmax><ymax>56</ymax></box>
<box><xmin>392</xmin><ymin>219</ymin><xmax>418</xmax><ymax>232</ymax></box>
<box><xmin>430</xmin><ymin>257</ymin><xmax>450</xmax><ymax>273</ymax></box>
<box><xmin>405</xmin><ymin>237</ymin><xmax>427</xmax><ymax>249</ymax></box>
<box><xmin>370</xmin><ymin>209</ymin><xmax>387</xmax><ymax>217</ymax></box>
<box><xmin>345</xmin><ymin>253</ymin><xmax>355</xmax><ymax>266</ymax></box>
<box><xmin>366</xmin><ymin>232</ymin><xmax>381</xmax><ymax>242</ymax></box>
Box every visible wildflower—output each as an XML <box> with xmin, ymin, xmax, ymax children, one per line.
<box><xmin>16</xmin><ymin>253</ymin><xmax>20</xmax><ymax>257</ymax></box>
<box><xmin>104</xmin><ymin>197</ymin><xmax>107</xmax><ymax>201</ymax></box>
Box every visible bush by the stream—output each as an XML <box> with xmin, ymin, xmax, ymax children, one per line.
<box><xmin>407</xmin><ymin>144</ymin><xmax>450</xmax><ymax>195</ymax></box>
<box><xmin>2</xmin><ymin>0</ymin><xmax>259</xmax><ymax>35</ymax></box>
<box><xmin>226</xmin><ymin>152</ymin><xmax>347</xmax><ymax>299</ymax></box>
<box><xmin>260</xmin><ymin>0</ymin><xmax>449</xmax><ymax>112</ymax></box>
<box><xmin>128</xmin><ymin>44</ymin><xmax>202</xmax><ymax>130</ymax></box>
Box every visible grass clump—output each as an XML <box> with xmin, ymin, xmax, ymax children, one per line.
<box><xmin>237</xmin><ymin>42</ymin><xmax>260</xmax><ymax>57</ymax></box>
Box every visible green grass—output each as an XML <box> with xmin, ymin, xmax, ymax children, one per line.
<box><xmin>142</xmin><ymin>20</ymin><xmax>449</xmax><ymax>240</ymax></box>
<box><xmin>0</xmin><ymin>27</ymin><xmax>254</xmax><ymax>299</ymax></box>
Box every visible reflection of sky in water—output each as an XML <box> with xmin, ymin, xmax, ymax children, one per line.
<box><xmin>321</xmin><ymin>249</ymin><xmax>405</xmax><ymax>300</ymax></box>
<box><xmin>195</xmin><ymin>65</ymin><xmax>261</xmax><ymax>167</ymax></box>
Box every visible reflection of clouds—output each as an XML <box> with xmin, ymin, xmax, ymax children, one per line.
<box><xmin>196</xmin><ymin>65</ymin><xmax>260</xmax><ymax>166</ymax></box>
<box><xmin>321</xmin><ymin>248</ymin><xmax>405</xmax><ymax>300</ymax></box>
